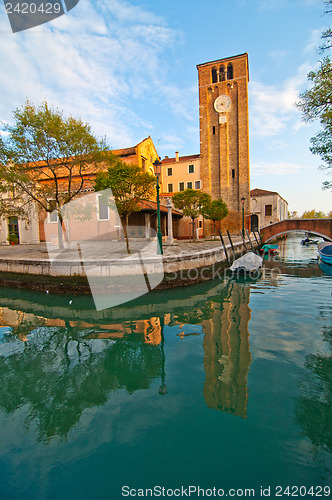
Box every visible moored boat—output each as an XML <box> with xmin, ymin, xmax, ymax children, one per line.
<box><xmin>318</xmin><ymin>241</ymin><xmax>332</xmax><ymax>265</ymax></box>
<box><xmin>230</xmin><ymin>251</ymin><xmax>263</xmax><ymax>273</ymax></box>
<box><xmin>260</xmin><ymin>244</ymin><xmax>278</xmax><ymax>255</ymax></box>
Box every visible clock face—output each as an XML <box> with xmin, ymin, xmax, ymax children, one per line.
<box><xmin>214</xmin><ymin>95</ymin><xmax>231</xmax><ymax>113</ymax></box>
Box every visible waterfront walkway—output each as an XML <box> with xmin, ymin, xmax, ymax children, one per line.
<box><xmin>0</xmin><ymin>236</ymin><xmax>259</xmax><ymax>290</ymax></box>
<box><xmin>0</xmin><ymin>237</ymin><xmax>249</xmax><ymax>261</ymax></box>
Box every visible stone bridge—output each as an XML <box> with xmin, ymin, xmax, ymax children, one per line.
<box><xmin>260</xmin><ymin>219</ymin><xmax>332</xmax><ymax>243</ymax></box>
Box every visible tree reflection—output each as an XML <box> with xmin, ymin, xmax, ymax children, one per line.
<box><xmin>295</xmin><ymin>325</ymin><xmax>332</xmax><ymax>455</ymax></box>
<box><xmin>0</xmin><ymin>325</ymin><xmax>162</xmax><ymax>442</ymax></box>
<box><xmin>0</xmin><ymin>276</ymin><xmax>255</xmax><ymax>446</ymax></box>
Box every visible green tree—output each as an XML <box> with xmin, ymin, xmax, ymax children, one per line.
<box><xmin>301</xmin><ymin>209</ymin><xmax>326</xmax><ymax>218</ymax></box>
<box><xmin>95</xmin><ymin>160</ymin><xmax>156</xmax><ymax>254</ymax></box>
<box><xmin>0</xmin><ymin>100</ymin><xmax>113</xmax><ymax>248</ymax></box>
<box><xmin>201</xmin><ymin>198</ymin><xmax>228</xmax><ymax>238</ymax></box>
<box><xmin>296</xmin><ymin>1</ymin><xmax>332</xmax><ymax>190</ymax></box>
<box><xmin>172</xmin><ymin>189</ymin><xmax>211</xmax><ymax>240</ymax></box>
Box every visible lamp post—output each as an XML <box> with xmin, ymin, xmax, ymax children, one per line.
<box><xmin>241</xmin><ymin>197</ymin><xmax>245</xmax><ymax>237</ymax></box>
<box><xmin>153</xmin><ymin>159</ymin><xmax>163</xmax><ymax>255</ymax></box>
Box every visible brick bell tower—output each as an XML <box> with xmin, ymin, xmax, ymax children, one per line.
<box><xmin>197</xmin><ymin>53</ymin><xmax>250</xmax><ymax>218</ymax></box>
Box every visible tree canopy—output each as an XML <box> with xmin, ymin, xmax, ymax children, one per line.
<box><xmin>296</xmin><ymin>2</ymin><xmax>332</xmax><ymax>190</ymax></box>
<box><xmin>201</xmin><ymin>198</ymin><xmax>228</xmax><ymax>237</ymax></box>
<box><xmin>0</xmin><ymin>100</ymin><xmax>114</xmax><ymax>247</ymax></box>
<box><xmin>95</xmin><ymin>160</ymin><xmax>156</xmax><ymax>253</ymax></box>
<box><xmin>301</xmin><ymin>209</ymin><xmax>327</xmax><ymax>219</ymax></box>
<box><xmin>172</xmin><ymin>189</ymin><xmax>211</xmax><ymax>240</ymax></box>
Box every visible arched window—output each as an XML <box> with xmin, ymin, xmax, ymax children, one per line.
<box><xmin>219</xmin><ymin>66</ymin><xmax>225</xmax><ymax>82</ymax></box>
<box><xmin>232</xmin><ymin>169</ymin><xmax>235</xmax><ymax>179</ymax></box>
<box><xmin>213</xmin><ymin>126</ymin><xmax>216</xmax><ymax>135</ymax></box>
<box><xmin>211</xmin><ymin>67</ymin><xmax>218</xmax><ymax>83</ymax></box>
<box><xmin>227</xmin><ymin>63</ymin><xmax>233</xmax><ymax>80</ymax></box>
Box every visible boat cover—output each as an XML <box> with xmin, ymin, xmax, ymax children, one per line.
<box><xmin>230</xmin><ymin>252</ymin><xmax>263</xmax><ymax>272</ymax></box>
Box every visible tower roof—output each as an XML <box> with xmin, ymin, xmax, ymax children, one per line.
<box><xmin>197</xmin><ymin>52</ymin><xmax>249</xmax><ymax>70</ymax></box>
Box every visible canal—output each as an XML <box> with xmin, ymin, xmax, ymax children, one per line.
<box><xmin>0</xmin><ymin>234</ymin><xmax>331</xmax><ymax>499</ymax></box>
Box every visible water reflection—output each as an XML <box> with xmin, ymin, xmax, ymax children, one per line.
<box><xmin>295</xmin><ymin>324</ymin><xmax>332</xmax><ymax>457</ymax></box>
<box><xmin>202</xmin><ymin>281</ymin><xmax>251</xmax><ymax>417</ymax></box>
<box><xmin>0</xmin><ymin>276</ymin><xmax>254</xmax><ymax>443</ymax></box>
<box><xmin>0</xmin><ymin>319</ymin><xmax>163</xmax><ymax>442</ymax></box>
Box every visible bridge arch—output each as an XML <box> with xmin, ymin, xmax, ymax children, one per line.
<box><xmin>260</xmin><ymin>219</ymin><xmax>332</xmax><ymax>243</ymax></box>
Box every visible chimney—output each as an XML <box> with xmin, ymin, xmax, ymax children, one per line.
<box><xmin>175</xmin><ymin>151</ymin><xmax>179</xmax><ymax>162</ymax></box>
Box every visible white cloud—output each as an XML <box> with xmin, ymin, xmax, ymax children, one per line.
<box><xmin>251</xmin><ymin>161</ymin><xmax>310</xmax><ymax>176</ymax></box>
<box><xmin>249</xmin><ymin>63</ymin><xmax>311</xmax><ymax>137</ymax></box>
<box><xmin>304</xmin><ymin>28</ymin><xmax>323</xmax><ymax>53</ymax></box>
<box><xmin>0</xmin><ymin>0</ymin><xmax>185</xmax><ymax>148</ymax></box>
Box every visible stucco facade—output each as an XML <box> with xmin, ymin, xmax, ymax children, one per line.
<box><xmin>250</xmin><ymin>188</ymin><xmax>288</xmax><ymax>231</ymax></box>
<box><xmin>0</xmin><ymin>137</ymin><xmax>160</xmax><ymax>245</ymax></box>
<box><xmin>160</xmin><ymin>153</ymin><xmax>201</xmax><ymax>196</ymax></box>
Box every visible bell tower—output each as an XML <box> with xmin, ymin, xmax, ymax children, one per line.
<box><xmin>197</xmin><ymin>53</ymin><xmax>250</xmax><ymax>217</ymax></box>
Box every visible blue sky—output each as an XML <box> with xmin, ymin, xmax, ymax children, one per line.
<box><xmin>0</xmin><ymin>0</ymin><xmax>331</xmax><ymax>214</ymax></box>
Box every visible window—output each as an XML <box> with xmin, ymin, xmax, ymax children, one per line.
<box><xmin>232</xmin><ymin>169</ymin><xmax>235</xmax><ymax>179</ymax></box>
<box><xmin>265</xmin><ymin>205</ymin><xmax>272</xmax><ymax>216</ymax></box>
<box><xmin>48</xmin><ymin>200</ymin><xmax>58</xmax><ymax>223</ymax></box>
<box><xmin>167</xmin><ymin>167</ymin><xmax>173</xmax><ymax>176</ymax></box>
<box><xmin>179</xmin><ymin>182</ymin><xmax>184</xmax><ymax>192</ymax></box>
<box><xmin>187</xmin><ymin>182</ymin><xmax>193</xmax><ymax>189</ymax></box>
<box><xmin>212</xmin><ymin>67</ymin><xmax>218</xmax><ymax>83</ymax></box>
<box><xmin>188</xmin><ymin>164</ymin><xmax>194</xmax><ymax>173</ymax></box>
<box><xmin>195</xmin><ymin>181</ymin><xmax>201</xmax><ymax>189</ymax></box>
<box><xmin>219</xmin><ymin>65</ymin><xmax>225</xmax><ymax>82</ymax></box>
<box><xmin>98</xmin><ymin>195</ymin><xmax>109</xmax><ymax>220</ymax></box>
<box><xmin>141</xmin><ymin>156</ymin><xmax>146</xmax><ymax>169</ymax></box>
<box><xmin>198</xmin><ymin>220</ymin><xmax>203</xmax><ymax>228</ymax></box>
<box><xmin>8</xmin><ymin>216</ymin><xmax>19</xmax><ymax>236</ymax></box>
<box><xmin>213</xmin><ymin>126</ymin><xmax>216</xmax><ymax>135</ymax></box>
<box><xmin>167</xmin><ymin>183</ymin><xmax>173</xmax><ymax>193</ymax></box>
<box><xmin>227</xmin><ymin>63</ymin><xmax>234</xmax><ymax>80</ymax></box>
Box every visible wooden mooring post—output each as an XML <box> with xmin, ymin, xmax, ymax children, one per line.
<box><xmin>246</xmin><ymin>229</ymin><xmax>256</xmax><ymax>253</ymax></box>
<box><xmin>227</xmin><ymin>230</ymin><xmax>236</xmax><ymax>261</ymax></box>
<box><xmin>253</xmin><ymin>231</ymin><xmax>260</xmax><ymax>250</ymax></box>
<box><xmin>219</xmin><ymin>231</ymin><xmax>230</xmax><ymax>266</ymax></box>
<box><xmin>256</xmin><ymin>231</ymin><xmax>263</xmax><ymax>245</ymax></box>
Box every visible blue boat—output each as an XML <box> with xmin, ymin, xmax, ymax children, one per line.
<box><xmin>318</xmin><ymin>241</ymin><xmax>332</xmax><ymax>265</ymax></box>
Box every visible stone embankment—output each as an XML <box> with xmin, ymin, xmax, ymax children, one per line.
<box><xmin>0</xmin><ymin>236</ymin><xmax>259</xmax><ymax>293</ymax></box>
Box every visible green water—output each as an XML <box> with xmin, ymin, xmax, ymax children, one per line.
<box><xmin>0</xmin><ymin>235</ymin><xmax>331</xmax><ymax>499</ymax></box>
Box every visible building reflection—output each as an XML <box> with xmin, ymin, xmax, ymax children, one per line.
<box><xmin>0</xmin><ymin>276</ymin><xmax>253</xmax><ymax>443</ymax></box>
<box><xmin>0</xmin><ymin>307</ymin><xmax>162</xmax><ymax>345</ymax></box>
<box><xmin>201</xmin><ymin>282</ymin><xmax>251</xmax><ymax>418</ymax></box>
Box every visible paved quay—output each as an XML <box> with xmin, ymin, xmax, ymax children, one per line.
<box><xmin>0</xmin><ymin>236</ymin><xmax>252</xmax><ymax>261</ymax></box>
<box><xmin>0</xmin><ymin>239</ymin><xmax>230</xmax><ymax>260</ymax></box>
<box><xmin>0</xmin><ymin>236</ymin><xmax>259</xmax><ymax>294</ymax></box>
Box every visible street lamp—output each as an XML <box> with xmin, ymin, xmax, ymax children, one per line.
<box><xmin>241</xmin><ymin>197</ymin><xmax>245</xmax><ymax>237</ymax></box>
<box><xmin>153</xmin><ymin>159</ymin><xmax>163</xmax><ymax>255</ymax></box>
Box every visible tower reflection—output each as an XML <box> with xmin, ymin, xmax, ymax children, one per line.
<box><xmin>202</xmin><ymin>281</ymin><xmax>251</xmax><ymax>418</ymax></box>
